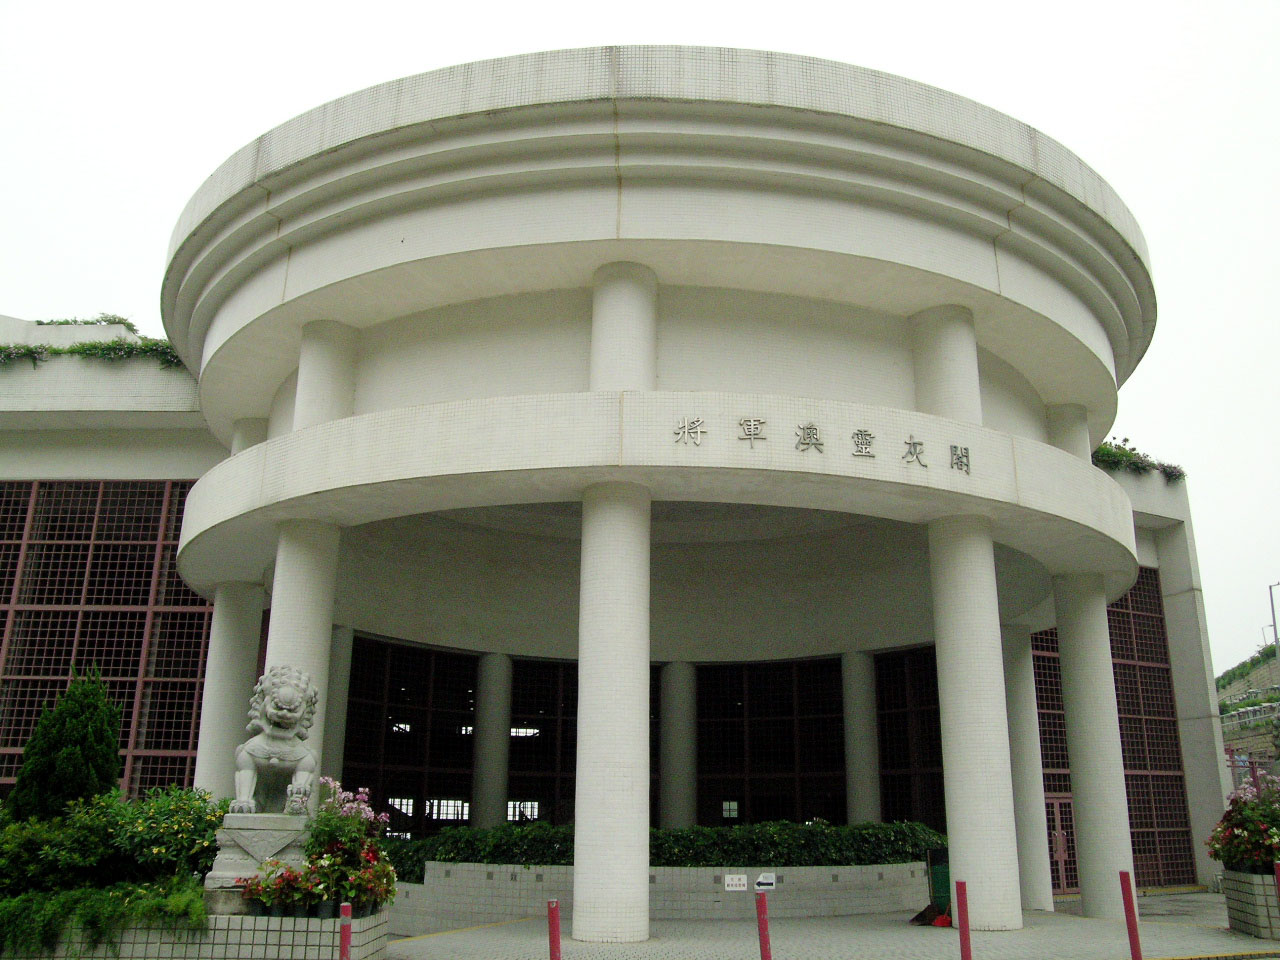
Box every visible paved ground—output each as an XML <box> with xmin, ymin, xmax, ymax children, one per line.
<box><xmin>387</xmin><ymin>892</ymin><xmax>1280</xmax><ymax>960</ymax></box>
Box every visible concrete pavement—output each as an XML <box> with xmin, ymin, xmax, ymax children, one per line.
<box><xmin>387</xmin><ymin>893</ymin><xmax>1280</xmax><ymax>960</ymax></box>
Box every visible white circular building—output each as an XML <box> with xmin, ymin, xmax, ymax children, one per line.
<box><xmin>160</xmin><ymin>46</ymin><xmax>1209</xmax><ymax>941</ymax></box>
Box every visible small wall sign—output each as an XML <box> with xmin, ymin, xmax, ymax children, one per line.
<box><xmin>724</xmin><ymin>874</ymin><xmax>748</xmax><ymax>891</ymax></box>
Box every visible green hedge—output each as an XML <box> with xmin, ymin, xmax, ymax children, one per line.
<box><xmin>385</xmin><ymin>820</ymin><xmax>945</xmax><ymax>880</ymax></box>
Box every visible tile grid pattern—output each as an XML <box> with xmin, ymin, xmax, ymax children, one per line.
<box><xmin>5</xmin><ymin>911</ymin><xmax>388</xmax><ymax>959</ymax></box>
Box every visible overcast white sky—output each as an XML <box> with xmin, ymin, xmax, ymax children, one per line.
<box><xmin>2</xmin><ymin>1</ymin><xmax>1277</xmax><ymax>676</ymax></box>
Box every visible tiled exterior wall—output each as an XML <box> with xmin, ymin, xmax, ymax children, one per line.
<box><xmin>1222</xmin><ymin>871</ymin><xmax>1280</xmax><ymax>939</ymax></box>
<box><xmin>393</xmin><ymin>861</ymin><xmax>927</xmax><ymax>936</ymax></box>
<box><xmin>0</xmin><ymin>480</ymin><xmax>212</xmax><ymax>796</ymax></box>
<box><xmin>2</xmin><ymin>911</ymin><xmax>388</xmax><ymax>959</ymax></box>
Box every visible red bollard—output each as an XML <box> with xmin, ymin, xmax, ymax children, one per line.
<box><xmin>1119</xmin><ymin>871</ymin><xmax>1143</xmax><ymax>960</ymax></box>
<box><xmin>755</xmin><ymin>891</ymin><xmax>773</xmax><ymax>960</ymax></box>
<box><xmin>339</xmin><ymin>902</ymin><xmax>352</xmax><ymax>960</ymax></box>
<box><xmin>547</xmin><ymin>899</ymin><xmax>562</xmax><ymax>960</ymax></box>
<box><xmin>954</xmin><ymin>881</ymin><xmax>972</xmax><ymax>960</ymax></box>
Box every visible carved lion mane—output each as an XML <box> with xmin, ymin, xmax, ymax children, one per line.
<box><xmin>246</xmin><ymin>665</ymin><xmax>319</xmax><ymax>739</ymax></box>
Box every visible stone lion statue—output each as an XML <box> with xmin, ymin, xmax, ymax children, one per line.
<box><xmin>230</xmin><ymin>665</ymin><xmax>319</xmax><ymax>815</ymax></box>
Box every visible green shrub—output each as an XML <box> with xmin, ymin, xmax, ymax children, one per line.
<box><xmin>106</xmin><ymin>787</ymin><xmax>228</xmax><ymax>880</ymax></box>
<box><xmin>0</xmin><ymin>810</ymin><xmax>119</xmax><ymax>896</ymax></box>
<box><xmin>0</xmin><ymin>788</ymin><xmax>226</xmax><ymax>898</ymax></box>
<box><xmin>385</xmin><ymin>820</ymin><xmax>945</xmax><ymax>879</ymax></box>
<box><xmin>0</xmin><ymin>875</ymin><xmax>206</xmax><ymax>955</ymax></box>
<box><xmin>6</xmin><ymin>670</ymin><xmax>121</xmax><ymax>822</ymax></box>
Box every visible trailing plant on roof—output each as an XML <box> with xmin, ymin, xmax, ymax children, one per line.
<box><xmin>0</xmin><ymin>336</ymin><xmax>182</xmax><ymax>369</ymax></box>
<box><xmin>35</xmin><ymin>313</ymin><xmax>140</xmax><ymax>335</ymax></box>
<box><xmin>1091</xmin><ymin>437</ymin><xmax>1185</xmax><ymax>483</ymax></box>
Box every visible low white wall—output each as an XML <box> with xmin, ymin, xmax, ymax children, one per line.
<box><xmin>4</xmin><ymin>910</ymin><xmax>389</xmax><ymax>959</ymax></box>
<box><xmin>391</xmin><ymin>861</ymin><xmax>929</xmax><ymax>936</ymax></box>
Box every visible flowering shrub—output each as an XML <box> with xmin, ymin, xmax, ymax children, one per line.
<box><xmin>242</xmin><ymin>778</ymin><xmax>396</xmax><ymax>910</ymax></box>
<box><xmin>240</xmin><ymin>861</ymin><xmax>310</xmax><ymax>908</ymax></box>
<box><xmin>305</xmin><ymin>778</ymin><xmax>390</xmax><ymax>859</ymax></box>
<box><xmin>1208</xmin><ymin>774</ymin><xmax>1280</xmax><ymax>873</ymax></box>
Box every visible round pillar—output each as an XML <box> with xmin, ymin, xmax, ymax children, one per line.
<box><xmin>842</xmin><ymin>651</ymin><xmax>881</xmax><ymax>824</ymax></box>
<box><xmin>230</xmin><ymin>417</ymin><xmax>268</xmax><ymax>455</ymax></box>
<box><xmin>929</xmin><ymin>515</ymin><xmax>1023</xmax><ymax>930</ymax></box>
<box><xmin>264</xmin><ymin>519</ymin><xmax>341</xmax><ymax>774</ymax></box>
<box><xmin>293</xmin><ymin>319</ymin><xmax>357</xmax><ymax>431</ymax></box>
<box><xmin>1055</xmin><ymin>573</ymin><xmax>1135</xmax><ymax>919</ymax></box>
<box><xmin>589</xmin><ymin>263</ymin><xmax>657</xmax><ymax>391</ymax></box>
<box><xmin>193</xmin><ymin>582</ymin><xmax>266</xmax><ymax>798</ymax></box>
<box><xmin>910</xmin><ymin>305</ymin><xmax>982</xmax><ymax>422</ymax></box>
<box><xmin>572</xmin><ymin>481</ymin><xmax>652</xmax><ymax>943</ymax></box>
<box><xmin>1002</xmin><ymin>624</ymin><xmax>1054</xmax><ymax>911</ymax></box>
<box><xmin>659</xmin><ymin>661</ymin><xmax>697</xmax><ymax>829</ymax></box>
<box><xmin>1047</xmin><ymin>404</ymin><xmax>1091</xmax><ymax>461</ymax></box>
<box><xmin>472</xmin><ymin>652</ymin><xmax>514</xmax><ymax>828</ymax></box>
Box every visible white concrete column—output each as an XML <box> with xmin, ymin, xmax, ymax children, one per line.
<box><xmin>1155</xmin><ymin>518</ymin><xmax>1231</xmax><ymax>885</ymax></box>
<box><xmin>193</xmin><ymin>582</ymin><xmax>266</xmax><ymax>798</ymax></box>
<box><xmin>230</xmin><ymin>417</ymin><xmax>268</xmax><ymax>455</ymax></box>
<box><xmin>293</xmin><ymin>319</ymin><xmax>357</xmax><ymax>431</ymax></box>
<box><xmin>321</xmin><ymin>626</ymin><xmax>354</xmax><ymax>781</ymax></box>
<box><xmin>1002</xmin><ymin>624</ymin><xmax>1054</xmax><ymax>911</ymax></box>
<box><xmin>1054</xmin><ymin>574</ymin><xmax>1135</xmax><ymax>919</ymax></box>
<box><xmin>573</xmin><ymin>481</ymin><xmax>652</xmax><ymax>943</ymax></box>
<box><xmin>264</xmin><ymin>519</ymin><xmax>342</xmax><ymax>774</ymax></box>
<box><xmin>1046</xmin><ymin>404</ymin><xmax>1091</xmax><ymax>461</ymax></box>
<box><xmin>911</xmin><ymin>305</ymin><xmax>982</xmax><ymax>422</ymax></box>
<box><xmin>589</xmin><ymin>262</ymin><xmax>657</xmax><ymax>391</ymax></box>
<box><xmin>659</xmin><ymin>661</ymin><xmax>697</xmax><ymax>829</ymax></box>
<box><xmin>842</xmin><ymin>651</ymin><xmax>881</xmax><ymax>824</ymax></box>
<box><xmin>472</xmin><ymin>652</ymin><xmax>514</xmax><ymax>829</ymax></box>
<box><xmin>929</xmin><ymin>515</ymin><xmax>1022</xmax><ymax>930</ymax></box>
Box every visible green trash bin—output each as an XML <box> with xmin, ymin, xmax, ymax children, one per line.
<box><xmin>927</xmin><ymin>848</ymin><xmax>950</xmax><ymax>911</ymax></box>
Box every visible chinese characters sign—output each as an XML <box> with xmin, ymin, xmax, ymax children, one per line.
<box><xmin>672</xmin><ymin>417</ymin><xmax>975</xmax><ymax>475</ymax></box>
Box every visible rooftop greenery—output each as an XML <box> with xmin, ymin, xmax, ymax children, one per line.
<box><xmin>0</xmin><ymin>314</ymin><xmax>181</xmax><ymax>369</ymax></box>
<box><xmin>1091</xmin><ymin>437</ymin><xmax>1185</xmax><ymax>483</ymax></box>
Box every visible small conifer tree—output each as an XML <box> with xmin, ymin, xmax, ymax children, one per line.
<box><xmin>6</xmin><ymin>670</ymin><xmax>121</xmax><ymax>820</ymax></box>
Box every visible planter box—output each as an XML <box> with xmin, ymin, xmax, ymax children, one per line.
<box><xmin>1</xmin><ymin>909</ymin><xmax>389</xmax><ymax>959</ymax></box>
<box><xmin>1222</xmin><ymin>869</ymin><xmax>1280</xmax><ymax>938</ymax></box>
<box><xmin>392</xmin><ymin>861</ymin><xmax>928</xmax><ymax>937</ymax></box>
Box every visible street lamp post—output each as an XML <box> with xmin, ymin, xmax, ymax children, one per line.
<box><xmin>1271</xmin><ymin>582</ymin><xmax>1279</xmax><ymax>658</ymax></box>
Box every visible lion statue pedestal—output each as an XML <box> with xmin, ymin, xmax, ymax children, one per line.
<box><xmin>204</xmin><ymin>665</ymin><xmax>321</xmax><ymax>913</ymax></box>
<box><xmin>205</xmin><ymin>813</ymin><xmax>309</xmax><ymax>914</ymax></box>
